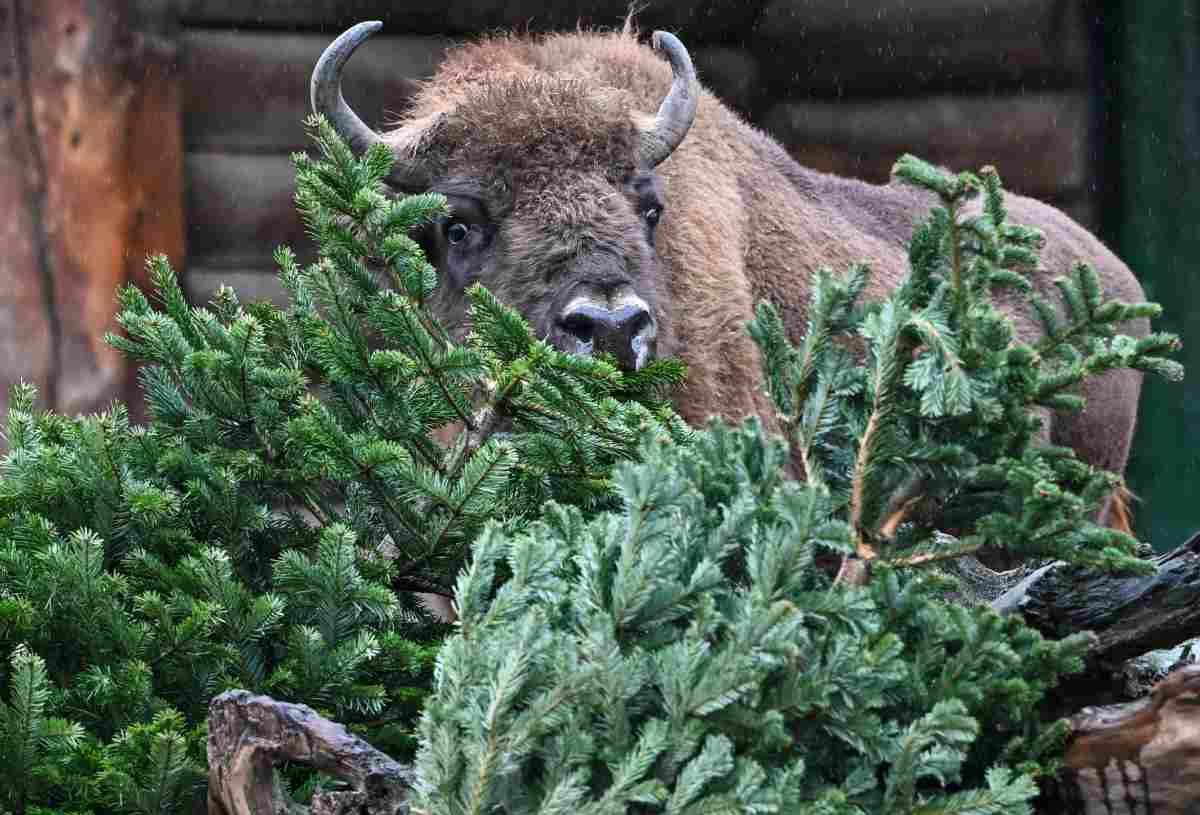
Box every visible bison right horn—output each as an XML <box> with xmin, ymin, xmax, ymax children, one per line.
<box><xmin>311</xmin><ymin>21</ymin><xmax>434</xmax><ymax>191</ymax></box>
<box><xmin>638</xmin><ymin>31</ymin><xmax>700</xmax><ymax>168</ymax></box>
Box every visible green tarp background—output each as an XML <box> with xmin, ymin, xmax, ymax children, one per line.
<box><xmin>1108</xmin><ymin>1</ymin><xmax>1200</xmax><ymax>548</ymax></box>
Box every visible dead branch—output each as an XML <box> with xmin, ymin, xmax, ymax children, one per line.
<box><xmin>207</xmin><ymin>690</ymin><xmax>414</xmax><ymax>815</ymax></box>
<box><xmin>1043</xmin><ymin>665</ymin><xmax>1200</xmax><ymax>814</ymax></box>
<box><xmin>992</xmin><ymin>531</ymin><xmax>1200</xmax><ymax>665</ymax></box>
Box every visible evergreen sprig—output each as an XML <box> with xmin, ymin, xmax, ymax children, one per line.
<box><xmin>414</xmin><ymin>425</ymin><xmax>1086</xmax><ymax>815</ymax></box>
<box><xmin>751</xmin><ymin>155</ymin><xmax>1180</xmax><ymax>573</ymax></box>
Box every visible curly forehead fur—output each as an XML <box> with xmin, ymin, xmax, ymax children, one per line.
<box><xmin>390</xmin><ymin>30</ymin><xmax>664</xmax><ymax>186</ymax></box>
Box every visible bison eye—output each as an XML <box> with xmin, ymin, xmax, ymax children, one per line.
<box><xmin>642</xmin><ymin>206</ymin><xmax>661</xmax><ymax>226</ymax></box>
<box><xmin>446</xmin><ymin>221</ymin><xmax>470</xmax><ymax>245</ymax></box>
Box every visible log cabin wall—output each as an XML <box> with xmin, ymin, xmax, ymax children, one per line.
<box><xmin>175</xmin><ymin>0</ymin><xmax>1100</xmax><ymax>307</ymax></box>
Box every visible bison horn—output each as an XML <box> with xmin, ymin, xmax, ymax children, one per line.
<box><xmin>311</xmin><ymin>21</ymin><xmax>433</xmax><ymax>191</ymax></box>
<box><xmin>639</xmin><ymin>31</ymin><xmax>700</xmax><ymax>168</ymax></box>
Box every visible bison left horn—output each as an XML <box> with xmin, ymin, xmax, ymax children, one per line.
<box><xmin>311</xmin><ymin>21</ymin><xmax>433</xmax><ymax>191</ymax></box>
<box><xmin>638</xmin><ymin>31</ymin><xmax>699</xmax><ymax>168</ymax></box>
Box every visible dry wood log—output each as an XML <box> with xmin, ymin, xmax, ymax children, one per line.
<box><xmin>186</xmin><ymin>152</ymin><xmax>309</xmax><ymax>270</ymax></box>
<box><xmin>761</xmin><ymin>92</ymin><xmax>1089</xmax><ymax>201</ymax></box>
<box><xmin>205</xmin><ymin>667</ymin><xmax>1200</xmax><ymax>815</ymax></box>
<box><xmin>207</xmin><ymin>690</ymin><xmax>414</xmax><ymax>815</ymax></box>
<box><xmin>1044</xmin><ymin>664</ymin><xmax>1200</xmax><ymax>814</ymax></box>
<box><xmin>187</xmin><ymin>267</ymin><xmax>290</xmax><ymax>308</ymax></box>
<box><xmin>994</xmin><ymin>531</ymin><xmax>1200</xmax><ymax>667</ymax></box>
<box><xmin>176</xmin><ymin>0</ymin><xmax>751</xmax><ymax>41</ymax></box>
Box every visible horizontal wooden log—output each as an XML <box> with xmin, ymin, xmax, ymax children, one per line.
<box><xmin>761</xmin><ymin>92</ymin><xmax>1089</xmax><ymax>199</ymax></box>
<box><xmin>693</xmin><ymin>46</ymin><xmax>761</xmax><ymax>116</ymax></box>
<box><xmin>177</xmin><ymin>0</ymin><xmax>760</xmax><ymax>39</ymax></box>
<box><xmin>186</xmin><ymin>152</ymin><xmax>309</xmax><ymax>266</ymax></box>
<box><xmin>755</xmin><ymin>0</ymin><xmax>1089</xmax><ymax>94</ymax></box>
<box><xmin>994</xmin><ymin>532</ymin><xmax>1200</xmax><ymax>667</ymax></box>
<box><xmin>204</xmin><ymin>670</ymin><xmax>1200</xmax><ymax>815</ymax></box>
<box><xmin>182</xmin><ymin>145</ymin><xmax>1098</xmax><ymax>296</ymax></box>
<box><xmin>182</xmin><ymin>29</ymin><xmax>446</xmax><ymax>154</ymax></box>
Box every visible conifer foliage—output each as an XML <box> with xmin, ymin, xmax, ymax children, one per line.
<box><xmin>412</xmin><ymin>159</ymin><xmax>1182</xmax><ymax>814</ymax></box>
<box><xmin>0</xmin><ymin>116</ymin><xmax>683</xmax><ymax>812</ymax></box>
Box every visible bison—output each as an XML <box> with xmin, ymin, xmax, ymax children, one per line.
<box><xmin>311</xmin><ymin>19</ymin><xmax>1146</xmax><ymax>530</ymax></box>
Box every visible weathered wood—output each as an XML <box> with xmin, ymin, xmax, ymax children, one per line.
<box><xmin>761</xmin><ymin>92</ymin><xmax>1090</xmax><ymax>200</ymax></box>
<box><xmin>7</xmin><ymin>0</ymin><xmax>186</xmax><ymax>417</ymax></box>
<box><xmin>994</xmin><ymin>533</ymin><xmax>1200</xmax><ymax>666</ymax></box>
<box><xmin>203</xmin><ymin>668</ymin><xmax>1200</xmax><ymax>815</ymax></box>
<box><xmin>755</xmin><ymin>0</ymin><xmax>1089</xmax><ymax>95</ymax></box>
<box><xmin>692</xmin><ymin>45</ymin><xmax>760</xmax><ymax>116</ymax></box>
<box><xmin>177</xmin><ymin>0</ymin><xmax>762</xmax><ymax>40</ymax></box>
<box><xmin>186</xmin><ymin>152</ymin><xmax>308</xmax><ymax>268</ymax></box>
<box><xmin>182</xmin><ymin>30</ymin><xmax>446</xmax><ymax>154</ymax></box>
<box><xmin>1043</xmin><ymin>665</ymin><xmax>1200</xmax><ymax>814</ymax></box>
<box><xmin>207</xmin><ymin>690</ymin><xmax>414</xmax><ymax>815</ymax></box>
<box><xmin>0</xmin><ymin>0</ymin><xmax>54</xmax><ymax>417</ymax></box>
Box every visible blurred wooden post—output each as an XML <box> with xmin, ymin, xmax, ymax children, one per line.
<box><xmin>0</xmin><ymin>0</ymin><xmax>184</xmax><ymax>421</ymax></box>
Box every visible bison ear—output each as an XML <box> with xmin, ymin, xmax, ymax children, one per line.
<box><xmin>636</xmin><ymin>31</ymin><xmax>699</xmax><ymax>168</ymax></box>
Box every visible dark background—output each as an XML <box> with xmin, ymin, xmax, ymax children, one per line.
<box><xmin>1</xmin><ymin>0</ymin><xmax>1196</xmax><ymax>547</ymax></box>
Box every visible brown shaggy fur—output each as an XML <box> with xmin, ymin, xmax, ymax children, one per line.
<box><xmin>382</xmin><ymin>26</ymin><xmax>1146</xmax><ymax>529</ymax></box>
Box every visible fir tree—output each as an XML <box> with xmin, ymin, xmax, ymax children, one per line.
<box><xmin>411</xmin><ymin>159</ymin><xmax>1182</xmax><ymax>814</ymax></box>
<box><xmin>0</xmin><ymin>115</ymin><xmax>684</xmax><ymax>811</ymax></box>
<box><xmin>750</xmin><ymin>157</ymin><xmax>1180</xmax><ymax>577</ymax></box>
<box><xmin>0</xmin><ymin>645</ymin><xmax>85</xmax><ymax>815</ymax></box>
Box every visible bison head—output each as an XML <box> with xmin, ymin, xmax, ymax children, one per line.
<box><xmin>310</xmin><ymin>21</ymin><xmax>698</xmax><ymax>371</ymax></box>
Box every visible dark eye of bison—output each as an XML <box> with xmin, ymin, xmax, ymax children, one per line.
<box><xmin>643</xmin><ymin>206</ymin><xmax>661</xmax><ymax>226</ymax></box>
<box><xmin>445</xmin><ymin>221</ymin><xmax>470</xmax><ymax>245</ymax></box>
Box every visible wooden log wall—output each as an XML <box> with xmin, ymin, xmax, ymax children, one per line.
<box><xmin>176</xmin><ymin>0</ymin><xmax>1098</xmax><ymax>308</ymax></box>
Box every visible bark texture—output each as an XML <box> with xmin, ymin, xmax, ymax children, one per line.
<box><xmin>207</xmin><ymin>690</ymin><xmax>414</xmax><ymax>815</ymax></box>
<box><xmin>0</xmin><ymin>0</ymin><xmax>185</xmax><ymax>419</ymax></box>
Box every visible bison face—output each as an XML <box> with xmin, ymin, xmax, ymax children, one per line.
<box><xmin>311</xmin><ymin>22</ymin><xmax>698</xmax><ymax>373</ymax></box>
<box><xmin>413</xmin><ymin>171</ymin><xmax>668</xmax><ymax>371</ymax></box>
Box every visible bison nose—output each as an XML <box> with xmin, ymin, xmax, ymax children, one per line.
<box><xmin>560</xmin><ymin>301</ymin><xmax>655</xmax><ymax>371</ymax></box>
